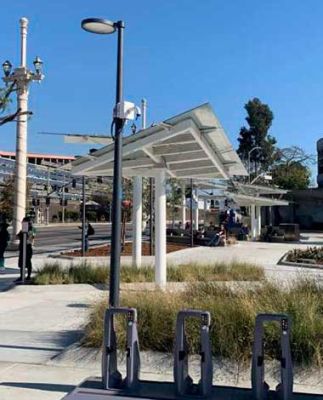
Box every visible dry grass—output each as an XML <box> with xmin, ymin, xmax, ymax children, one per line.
<box><xmin>32</xmin><ymin>261</ymin><xmax>264</xmax><ymax>285</ymax></box>
<box><xmin>83</xmin><ymin>278</ymin><xmax>323</xmax><ymax>366</ymax></box>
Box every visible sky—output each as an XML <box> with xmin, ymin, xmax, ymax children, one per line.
<box><xmin>1</xmin><ymin>1</ymin><xmax>323</xmax><ymax>178</ymax></box>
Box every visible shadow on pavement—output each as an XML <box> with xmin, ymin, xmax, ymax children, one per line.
<box><xmin>67</xmin><ymin>303</ymin><xmax>90</xmax><ymax>308</ymax></box>
<box><xmin>0</xmin><ymin>382</ymin><xmax>75</xmax><ymax>393</ymax></box>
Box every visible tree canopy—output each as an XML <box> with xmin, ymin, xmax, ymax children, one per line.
<box><xmin>271</xmin><ymin>146</ymin><xmax>313</xmax><ymax>190</ymax></box>
<box><xmin>237</xmin><ymin>98</ymin><xmax>277</xmax><ymax>174</ymax></box>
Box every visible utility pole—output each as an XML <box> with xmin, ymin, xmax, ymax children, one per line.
<box><xmin>2</xmin><ymin>17</ymin><xmax>44</xmax><ymax>246</ymax></box>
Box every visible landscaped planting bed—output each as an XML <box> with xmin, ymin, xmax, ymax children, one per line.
<box><xmin>83</xmin><ymin>278</ymin><xmax>323</xmax><ymax>366</ymax></box>
<box><xmin>64</xmin><ymin>242</ymin><xmax>188</xmax><ymax>257</ymax></box>
<box><xmin>32</xmin><ymin>261</ymin><xmax>264</xmax><ymax>285</ymax></box>
<box><xmin>286</xmin><ymin>247</ymin><xmax>323</xmax><ymax>265</ymax></box>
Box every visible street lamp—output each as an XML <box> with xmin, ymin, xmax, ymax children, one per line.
<box><xmin>2</xmin><ymin>60</ymin><xmax>12</xmax><ymax>77</ymax></box>
<box><xmin>33</xmin><ymin>56</ymin><xmax>43</xmax><ymax>75</ymax></box>
<box><xmin>248</xmin><ymin>146</ymin><xmax>262</xmax><ymax>183</ymax></box>
<box><xmin>2</xmin><ymin>18</ymin><xmax>44</xmax><ymax>247</ymax></box>
<box><xmin>81</xmin><ymin>17</ymin><xmax>125</xmax><ymax>307</ymax></box>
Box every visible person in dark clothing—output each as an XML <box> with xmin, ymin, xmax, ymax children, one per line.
<box><xmin>17</xmin><ymin>217</ymin><xmax>35</xmax><ymax>281</ymax></box>
<box><xmin>0</xmin><ymin>222</ymin><xmax>10</xmax><ymax>273</ymax></box>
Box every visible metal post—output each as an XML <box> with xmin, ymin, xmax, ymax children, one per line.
<box><xmin>21</xmin><ymin>231</ymin><xmax>27</xmax><ymax>283</ymax></box>
<box><xmin>82</xmin><ymin>176</ymin><xmax>86</xmax><ymax>256</ymax></box>
<box><xmin>46</xmin><ymin>167</ymin><xmax>50</xmax><ymax>225</ymax></box>
<box><xmin>109</xmin><ymin>21</ymin><xmax>125</xmax><ymax>307</ymax></box>
<box><xmin>132</xmin><ymin>176</ymin><xmax>142</xmax><ymax>267</ymax></box>
<box><xmin>131</xmin><ymin>99</ymin><xmax>146</xmax><ymax>268</ymax></box>
<box><xmin>190</xmin><ymin>179</ymin><xmax>193</xmax><ymax>247</ymax></box>
<box><xmin>62</xmin><ymin>174</ymin><xmax>65</xmax><ymax>223</ymax></box>
<box><xmin>181</xmin><ymin>183</ymin><xmax>186</xmax><ymax>226</ymax></box>
<box><xmin>149</xmin><ymin>177</ymin><xmax>154</xmax><ymax>255</ymax></box>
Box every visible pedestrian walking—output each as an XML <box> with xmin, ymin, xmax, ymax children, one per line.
<box><xmin>17</xmin><ymin>217</ymin><xmax>36</xmax><ymax>281</ymax></box>
<box><xmin>0</xmin><ymin>221</ymin><xmax>10</xmax><ymax>273</ymax></box>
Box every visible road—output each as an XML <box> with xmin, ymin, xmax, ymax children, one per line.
<box><xmin>6</xmin><ymin>223</ymin><xmax>133</xmax><ymax>256</ymax></box>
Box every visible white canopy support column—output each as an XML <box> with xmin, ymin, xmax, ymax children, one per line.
<box><xmin>251</xmin><ymin>204</ymin><xmax>257</xmax><ymax>240</ymax></box>
<box><xmin>181</xmin><ymin>182</ymin><xmax>186</xmax><ymax>226</ymax></box>
<box><xmin>256</xmin><ymin>206</ymin><xmax>262</xmax><ymax>238</ymax></box>
<box><xmin>155</xmin><ymin>170</ymin><xmax>167</xmax><ymax>288</ymax></box>
<box><xmin>132</xmin><ymin>176</ymin><xmax>142</xmax><ymax>268</ymax></box>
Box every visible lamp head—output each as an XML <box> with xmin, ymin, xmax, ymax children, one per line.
<box><xmin>33</xmin><ymin>56</ymin><xmax>43</xmax><ymax>74</ymax></box>
<box><xmin>81</xmin><ymin>18</ymin><xmax>116</xmax><ymax>34</ymax></box>
<box><xmin>2</xmin><ymin>60</ymin><xmax>12</xmax><ymax>77</ymax></box>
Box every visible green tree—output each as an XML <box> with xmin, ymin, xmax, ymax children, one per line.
<box><xmin>0</xmin><ymin>176</ymin><xmax>15</xmax><ymax>220</ymax></box>
<box><xmin>237</xmin><ymin>98</ymin><xmax>277</xmax><ymax>176</ymax></box>
<box><xmin>271</xmin><ymin>146</ymin><xmax>313</xmax><ymax>190</ymax></box>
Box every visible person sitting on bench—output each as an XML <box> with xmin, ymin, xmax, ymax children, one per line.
<box><xmin>208</xmin><ymin>224</ymin><xmax>226</xmax><ymax>247</ymax></box>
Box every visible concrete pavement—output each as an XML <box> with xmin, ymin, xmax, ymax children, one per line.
<box><xmin>1</xmin><ymin>233</ymin><xmax>323</xmax><ymax>398</ymax></box>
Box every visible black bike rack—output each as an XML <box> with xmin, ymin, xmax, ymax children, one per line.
<box><xmin>102</xmin><ymin>307</ymin><xmax>140</xmax><ymax>390</ymax></box>
<box><xmin>63</xmin><ymin>309</ymin><xmax>323</xmax><ymax>400</ymax></box>
<box><xmin>174</xmin><ymin>309</ymin><xmax>213</xmax><ymax>397</ymax></box>
<box><xmin>251</xmin><ymin>313</ymin><xmax>293</xmax><ymax>400</ymax></box>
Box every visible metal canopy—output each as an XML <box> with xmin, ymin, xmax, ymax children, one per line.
<box><xmin>228</xmin><ymin>193</ymin><xmax>289</xmax><ymax>207</ymax></box>
<box><xmin>71</xmin><ymin>103</ymin><xmax>248</xmax><ymax>179</ymax></box>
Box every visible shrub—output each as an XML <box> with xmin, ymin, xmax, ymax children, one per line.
<box><xmin>83</xmin><ymin>278</ymin><xmax>323</xmax><ymax>366</ymax></box>
<box><xmin>33</xmin><ymin>261</ymin><xmax>264</xmax><ymax>285</ymax></box>
<box><xmin>286</xmin><ymin>247</ymin><xmax>323</xmax><ymax>264</ymax></box>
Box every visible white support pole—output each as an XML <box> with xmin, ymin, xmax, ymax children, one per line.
<box><xmin>20</xmin><ymin>17</ymin><xmax>28</xmax><ymax>68</ymax></box>
<box><xmin>132</xmin><ymin>176</ymin><xmax>142</xmax><ymax>268</ymax></box>
<box><xmin>251</xmin><ymin>204</ymin><xmax>256</xmax><ymax>240</ymax></box>
<box><xmin>194</xmin><ymin>190</ymin><xmax>199</xmax><ymax>229</ymax></box>
<box><xmin>155</xmin><ymin>170</ymin><xmax>167</xmax><ymax>288</ymax></box>
<box><xmin>256</xmin><ymin>206</ymin><xmax>262</xmax><ymax>238</ymax></box>
<box><xmin>181</xmin><ymin>183</ymin><xmax>186</xmax><ymax>226</ymax></box>
<box><xmin>12</xmin><ymin>18</ymin><xmax>29</xmax><ymax>246</ymax></box>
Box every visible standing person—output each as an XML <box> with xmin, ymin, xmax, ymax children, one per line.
<box><xmin>17</xmin><ymin>217</ymin><xmax>36</xmax><ymax>281</ymax></box>
<box><xmin>0</xmin><ymin>222</ymin><xmax>10</xmax><ymax>273</ymax></box>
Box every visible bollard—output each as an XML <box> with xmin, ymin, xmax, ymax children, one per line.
<box><xmin>102</xmin><ymin>307</ymin><xmax>140</xmax><ymax>390</ymax></box>
<box><xmin>174</xmin><ymin>309</ymin><xmax>213</xmax><ymax>397</ymax></box>
<box><xmin>21</xmin><ymin>221</ymin><xmax>29</xmax><ymax>283</ymax></box>
<box><xmin>251</xmin><ymin>313</ymin><xmax>293</xmax><ymax>400</ymax></box>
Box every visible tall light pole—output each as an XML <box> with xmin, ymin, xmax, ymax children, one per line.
<box><xmin>81</xmin><ymin>18</ymin><xmax>125</xmax><ymax>307</ymax></box>
<box><xmin>248</xmin><ymin>146</ymin><xmax>262</xmax><ymax>184</ymax></box>
<box><xmin>2</xmin><ymin>17</ymin><xmax>44</xmax><ymax>246</ymax></box>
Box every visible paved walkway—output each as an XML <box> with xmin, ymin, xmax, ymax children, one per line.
<box><xmin>1</xmin><ymin>233</ymin><xmax>323</xmax><ymax>398</ymax></box>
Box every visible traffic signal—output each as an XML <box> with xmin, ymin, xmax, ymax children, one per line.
<box><xmin>64</xmin><ymin>187</ymin><xmax>69</xmax><ymax>193</ymax></box>
<box><xmin>72</xmin><ymin>179</ymin><xmax>76</xmax><ymax>188</ymax></box>
<box><xmin>46</xmin><ymin>197</ymin><xmax>50</xmax><ymax>206</ymax></box>
<box><xmin>64</xmin><ymin>199</ymin><xmax>68</xmax><ymax>206</ymax></box>
<box><xmin>37</xmin><ymin>199</ymin><xmax>40</xmax><ymax>206</ymax></box>
<box><xmin>32</xmin><ymin>198</ymin><xmax>36</xmax><ymax>206</ymax></box>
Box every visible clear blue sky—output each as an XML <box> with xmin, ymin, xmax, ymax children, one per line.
<box><xmin>1</xmin><ymin>1</ymin><xmax>323</xmax><ymax>174</ymax></box>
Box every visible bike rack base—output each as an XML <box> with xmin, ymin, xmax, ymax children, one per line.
<box><xmin>63</xmin><ymin>376</ymin><xmax>323</xmax><ymax>400</ymax></box>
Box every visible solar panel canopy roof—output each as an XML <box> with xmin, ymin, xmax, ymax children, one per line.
<box><xmin>72</xmin><ymin>103</ymin><xmax>248</xmax><ymax>179</ymax></box>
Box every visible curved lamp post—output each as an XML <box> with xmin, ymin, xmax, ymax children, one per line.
<box><xmin>81</xmin><ymin>18</ymin><xmax>125</xmax><ymax>307</ymax></box>
<box><xmin>248</xmin><ymin>146</ymin><xmax>262</xmax><ymax>184</ymax></box>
